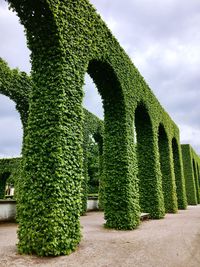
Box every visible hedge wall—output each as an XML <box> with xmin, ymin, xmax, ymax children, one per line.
<box><xmin>0</xmin><ymin>58</ymin><xmax>32</xmax><ymax>129</ymax></box>
<box><xmin>190</xmin><ymin>146</ymin><xmax>200</xmax><ymax>204</ymax></box>
<box><xmin>181</xmin><ymin>145</ymin><xmax>198</xmax><ymax>205</ymax></box>
<box><xmin>0</xmin><ymin>158</ymin><xmax>21</xmax><ymax>198</ymax></box>
<box><xmin>172</xmin><ymin>138</ymin><xmax>187</xmax><ymax>209</ymax></box>
<box><xmin>2</xmin><ymin>0</ymin><xmax>191</xmax><ymax>256</ymax></box>
<box><xmin>158</xmin><ymin>125</ymin><xmax>177</xmax><ymax>213</ymax></box>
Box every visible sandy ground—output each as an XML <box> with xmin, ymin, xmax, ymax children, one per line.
<box><xmin>0</xmin><ymin>206</ymin><xmax>200</xmax><ymax>267</ymax></box>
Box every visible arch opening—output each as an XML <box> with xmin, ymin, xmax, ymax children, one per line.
<box><xmin>87</xmin><ymin>59</ymin><xmax>139</xmax><ymax>228</ymax></box>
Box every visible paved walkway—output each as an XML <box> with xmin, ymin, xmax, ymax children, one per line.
<box><xmin>0</xmin><ymin>206</ymin><xmax>200</xmax><ymax>267</ymax></box>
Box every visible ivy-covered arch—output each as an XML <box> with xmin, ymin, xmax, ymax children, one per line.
<box><xmin>134</xmin><ymin>102</ymin><xmax>165</xmax><ymax>218</ymax></box>
<box><xmin>192</xmin><ymin>159</ymin><xmax>200</xmax><ymax>203</ymax></box>
<box><xmin>158</xmin><ymin>124</ymin><xmax>177</xmax><ymax>213</ymax></box>
<box><xmin>0</xmin><ymin>56</ymin><xmax>106</xmax><ymax>254</ymax></box>
<box><xmin>0</xmin><ymin>58</ymin><xmax>31</xmax><ymax>128</ymax></box>
<box><xmin>0</xmin><ymin>57</ymin><xmax>104</xmax><ymax>210</ymax></box>
<box><xmin>181</xmin><ymin>144</ymin><xmax>198</xmax><ymax>205</ymax></box>
<box><xmin>6</xmin><ymin>1</ymin><xmax>142</xmax><ymax>256</ymax></box>
<box><xmin>133</xmin><ymin>96</ymin><xmax>186</xmax><ymax>217</ymax></box>
<box><xmin>3</xmin><ymin>0</ymin><xmax>193</xmax><ymax>256</ymax></box>
<box><xmin>172</xmin><ymin>137</ymin><xmax>187</xmax><ymax>209</ymax></box>
<box><xmin>197</xmin><ymin>164</ymin><xmax>200</xmax><ymax>186</ymax></box>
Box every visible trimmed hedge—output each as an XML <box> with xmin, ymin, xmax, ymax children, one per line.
<box><xmin>158</xmin><ymin>125</ymin><xmax>177</xmax><ymax>213</ymax></box>
<box><xmin>0</xmin><ymin>158</ymin><xmax>21</xmax><ymax>199</ymax></box>
<box><xmin>181</xmin><ymin>145</ymin><xmax>198</xmax><ymax>205</ymax></box>
<box><xmin>172</xmin><ymin>139</ymin><xmax>187</xmax><ymax>209</ymax></box>
<box><xmin>190</xmin><ymin>147</ymin><xmax>200</xmax><ymax>204</ymax></box>
<box><xmin>0</xmin><ymin>58</ymin><xmax>32</xmax><ymax>129</ymax></box>
<box><xmin>1</xmin><ymin>0</ymin><xmax>195</xmax><ymax>256</ymax></box>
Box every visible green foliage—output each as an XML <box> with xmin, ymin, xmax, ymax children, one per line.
<box><xmin>0</xmin><ymin>58</ymin><xmax>31</xmax><ymax>129</ymax></box>
<box><xmin>158</xmin><ymin>125</ymin><xmax>177</xmax><ymax>213</ymax></box>
<box><xmin>2</xmin><ymin>0</ymin><xmax>198</xmax><ymax>256</ymax></box>
<box><xmin>191</xmin><ymin>147</ymin><xmax>200</xmax><ymax>204</ymax></box>
<box><xmin>0</xmin><ymin>56</ymin><xmax>103</xmax><ymax>253</ymax></box>
<box><xmin>0</xmin><ymin>158</ymin><xmax>21</xmax><ymax>199</ymax></box>
<box><xmin>181</xmin><ymin>145</ymin><xmax>198</xmax><ymax>205</ymax></box>
<box><xmin>172</xmin><ymin>139</ymin><xmax>187</xmax><ymax>209</ymax></box>
<box><xmin>0</xmin><ymin>56</ymin><xmax>103</xmax><ymax>216</ymax></box>
<box><xmin>135</xmin><ymin>104</ymin><xmax>165</xmax><ymax>218</ymax></box>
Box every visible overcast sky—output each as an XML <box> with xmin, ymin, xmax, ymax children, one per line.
<box><xmin>0</xmin><ymin>0</ymin><xmax>200</xmax><ymax>157</ymax></box>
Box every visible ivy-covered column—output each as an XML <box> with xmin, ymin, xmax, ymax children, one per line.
<box><xmin>181</xmin><ymin>145</ymin><xmax>197</xmax><ymax>205</ymax></box>
<box><xmin>135</xmin><ymin>104</ymin><xmax>165</xmax><ymax>219</ymax></box>
<box><xmin>98</xmin><ymin>152</ymin><xmax>104</xmax><ymax>210</ymax></box>
<box><xmin>8</xmin><ymin>0</ymin><xmax>83</xmax><ymax>256</ymax></box>
<box><xmin>196</xmin><ymin>164</ymin><xmax>200</xmax><ymax>203</ymax></box>
<box><xmin>81</xmin><ymin>121</ymin><xmax>89</xmax><ymax>215</ymax></box>
<box><xmin>193</xmin><ymin>160</ymin><xmax>200</xmax><ymax>204</ymax></box>
<box><xmin>158</xmin><ymin>125</ymin><xmax>178</xmax><ymax>213</ymax></box>
<box><xmin>172</xmin><ymin>138</ymin><xmax>187</xmax><ymax>209</ymax></box>
<box><xmin>88</xmin><ymin>60</ymin><xmax>141</xmax><ymax>230</ymax></box>
<box><xmin>94</xmin><ymin>131</ymin><xmax>104</xmax><ymax>210</ymax></box>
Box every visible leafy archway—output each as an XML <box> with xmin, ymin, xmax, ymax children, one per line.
<box><xmin>135</xmin><ymin>103</ymin><xmax>165</xmax><ymax>218</ymax></box>
<box><xmin>172</xmin><ymin>138</ymin><xmax>187</xmax><ymax>209</ymax></box>
<box><xmin>192</xmin><ymin>159</ymin><xmax>200</xmax><ymax>203</ymax></box>
<box><xmin>5</xmin><ymin>0</ymin><xmax>198</xmax><ymax>257</ymax></box>
<box><xmin>158</xmin><ymin>125</ymin><xmax>177</xmax><ymax>213</ymax></box>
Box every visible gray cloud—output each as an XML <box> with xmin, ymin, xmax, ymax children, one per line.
<box><xmin>0</xmin><ymin>0</ymin><xmax>200</xmax><ymax>155</ymax></box>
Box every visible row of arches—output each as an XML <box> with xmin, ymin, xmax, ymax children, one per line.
<box><xmin>0</xmin><ymin>55</ymin><xmax>199</xmax><ymax>255</ymax></box>
<box><xmin>0</xmin><ymin>107</ymin><xmax>199</xmax><ymax>217</ymax></box>
<box><xmin>1</xmin><ymin>0</ymin><xmax>200</xmax><ymax>256</ymax></box>
<box><xmin>0</xmin><ymin>99</ymin><xmax>197</xmax><ymax>217</ymax></box>
<box><xmin>0</xmin><ymin>56</ymin><xmax>199</xmax><ymax>252</ymax></box>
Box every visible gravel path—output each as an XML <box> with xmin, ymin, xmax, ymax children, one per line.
<box><xmin>0</xmin><ymin>206</ymin><xmax>200</xmax><ymax>267</ymax></box>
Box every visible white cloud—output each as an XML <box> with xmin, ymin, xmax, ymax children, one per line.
<box><xmin>0</xmin><ymin>3</ymin><xmax>31</xmax><ymax>73</ymax></box>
